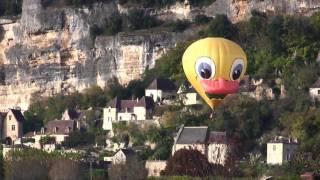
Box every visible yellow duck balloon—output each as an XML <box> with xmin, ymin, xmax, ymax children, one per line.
<box><xmin>182</xmin><ymin>38</ymin><xmax>247</xmax><ymax>109</ymax></box>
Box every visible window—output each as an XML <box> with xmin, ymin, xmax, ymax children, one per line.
<box><xmin>109</xmin><ymin>109</ymin><xmax>111</xmax><ymax>112</ymax></box>
<box><xmin>119</xmin><ymin>116</ymin><xmax>122</xmax><ymax>121</ymax></box>
<box><xmin>53</xmin><ymin>127</ymin><xmax>59</xmax><ymax>133</ymax></box>
<box><xmin>65</xmin><ymin>127</ymin><xmax>71</xmax><ymax>133</ymax></box>
<box><xmin>318</xmin><ymin>90</ymin><xmax>320</xmax><ymax>95</ymax></box>
<box><xmin>9</xmin><ymin>115</ymin><xmax>12</xmax><ymax>120</ymax></box>
<box><xmin>273</xmin><ymin>145</ymin><xmax>276</xmax><ymax>151</ymax></box>
<box><xmin>11</xmin><ymin>125</ymin><xmax>15</xmax><ymax>131</ymax></box>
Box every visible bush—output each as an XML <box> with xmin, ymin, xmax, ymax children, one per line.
<box><xmin>170</xmin><ymin>19</ymin><xmax>190</xmax><ymax>32</ymax></box>
<box><xmin>0</xmin><ymin>0</ymin><xmax>22</xmax><ymax>16</ymax></box>
<box><xmin>194</xmin><ymin>14</ymin><xmax>212</xmax><ymax>25</ymax></box>
<box><xmin>62</xmin><ymin>131</ymin><xmax>95</xmax><ymax>148</ymax></box>
<box><xmin>126</xmin><ymin>9</ymin><xmax>159</xmax><ymax>30</ymax></box>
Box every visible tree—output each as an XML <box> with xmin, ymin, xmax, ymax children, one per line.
<box><xmin>48</xmin><ymin>159</ymin><xmax>84</xmax><ymax>180</ymax></box>
<box><xmin>206</xmin><ymin>14</ymin><xmax>237</xmax><ymax>39</ymax></box>
<box><xmin>164</xmin><ymin>149</ymin><xmax>215</xmax><ymax>177</ymax></box>
<box><xmin>125</xmin><ymin>9</ymin><xmax>158</xmax><ymax>30</ymax></box>
<box><xmin>105</xmin><ymin>13</ymin><xmax>122</xmax><ymax>35</ymax></box>
<box><xmin>108</xmin><ymin>157</ymin><xmax>147</xmax><ymax>180</ymax></box>
<box><xmin>0</xmin><ymin>153</ymin><xmax>4</xmax><ymax>180</ymax></box>
<box><xmin>5</xmin><ymin>148</ymin><xmax>84</xmax><ymax>180</ymax></box>
<box><xmin>62</xmin><ymin>131</ymin><xmax>95</xmax><ymax>148</ymax></box>
<box><xmin>5</xmin><ymin>149</ymin><xmax>51</xmax><ymax>180</ymax></box>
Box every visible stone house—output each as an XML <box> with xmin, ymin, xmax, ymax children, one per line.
<box><xmin>172</xmin><ymin>125</ymin><xmax>228</xmax><ymax>165</ymax></box>
<box><xmin>24</xmin><ymin>109</ymin><xmax>79</xmax><ymax>149</ymax></box>
<box><xmin>112</xmin><ymin>149</ymin><xmax>135</xmax><ymax>165</ymax></box>
<box><xmin>177</xmin><ymin>85</ymin><xmax>201</xmax><ymax>105</ymax></box>
<box><xmin>267</xmin><ymin>136</ymin><xmax>298</xmax><ymax>165</ymax></box>
<box><xmin>309</xmin><ymin>78</ymin><xmax>320</xmax><ymax>101</ymax></box>
<box><xmin>145</xmin><ymin>160</ymin><xmax>167</xmax><ymax>177</ymax></box>
<box><xmin>145</xmin><ymin>78</ymin><xmax>176</xmax><ymax>103</ymax></box>
<box><xmin>2</xmin><ymin>109</ymin><xmax>24</xmax><ymax>143</ymax></box>
<box><xmin>207</xmin><ymin>131</ymin><xmax>228</xmax><ymax>165</ymax></box>
<box><xmin>102</xmin><ymin>96</ymin><xmax>154</xmax><ymax>130</ymax></box>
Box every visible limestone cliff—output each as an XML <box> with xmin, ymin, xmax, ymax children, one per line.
<box><xmin>1</xmin><ymin>0</ymin><xmax>320</xmax><ymax>110</ymax></box>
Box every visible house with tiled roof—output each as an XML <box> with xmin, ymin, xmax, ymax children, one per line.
<box><xmin>145</xmin><ymin>78</ymin><xmax>177</xmax><ymax>103</ymax></box>
<box><xmin>310</xmin><ymin>78</ymin><xmax>320</xmax><ymax>101</ymax></box>
<box><xmin>2</xmin><ymin>109</ymin><xmax>24</xmax><ymax>143</ymax></box>
<box><xmin>207</xmin><ymin>131</ymin><xmax>228</xmax><ymax>165</ymax></box>
<box><xmin>24</xmin><ymin>109</ymin><xmax>79</xmax><ymax>149</ymax></box>
<box><xmin>267</xmin><ymin>136</ymin><xmax>298</xmax><ymax>165</ymax></box>
<box><xmin>102</xmin><ymin>96</ymin><xmax>154</xmax><ymax>130</ymax></box>
<box><xmin>172</xmin><ymin>125</ymin><xmax>228</xmax><ymax>165</ymax></box>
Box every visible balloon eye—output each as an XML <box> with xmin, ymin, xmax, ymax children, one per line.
<box><xmin>230</xmin><ymin>59</ymin><xmax>244</xmax><ymax>81</ymax></box>
<box><xmin>195</xmin><ymin>57</ymin><xmax>215</xmax><ymax>80</ymax></box>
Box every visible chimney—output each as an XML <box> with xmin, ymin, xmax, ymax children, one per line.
<box><xmin>76</xmin><ymin>120</ymin><xmax>80</xmax><ymax>130</ymax></box>
<box><xmin>136</xmin><ymin>98</ymin><xmax>139</xmax><ymax>103</ymax></box>
<box><xmin>33</xmin><ymin>131</ymin><xmax>36</xmax><ymax>136</ymax></box>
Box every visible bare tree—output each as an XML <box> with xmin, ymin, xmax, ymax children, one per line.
<box><xmin>108</xmin><ymin>157</ymin><xmax>147</xmax><ymax>180</ymax></box>
<box><xmin>49</xmin><ymin>159</ymin><xmax>84</xmax><ymax>180</ymax></box>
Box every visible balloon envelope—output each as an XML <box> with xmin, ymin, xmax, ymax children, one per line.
<box><xmin>182</xmin><ymin>38</ymin><xmax>247</xmax><ymax>109</ymax></box>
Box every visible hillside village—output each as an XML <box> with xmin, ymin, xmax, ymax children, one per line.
<box><xmin>0</xmin><ymin>76</ymin><xmax>319</xmax><ymax>178</ymax></box>
<box><xmin>1</xmin><ymin>0</ymin><xmax>320</xmax><ymax>179</ymax></box>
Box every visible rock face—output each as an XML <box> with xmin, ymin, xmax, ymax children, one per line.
<box><xmin>205</xmin><ymin>0</ymin><xmax>320</xmax><ymax>23</ymax></box>
<box><xmin>0</xmin><ymin>0</ymin><xmax>179</xmax><ymax>110</ymax></box>
<box><xmin>0</xmin><ymin>0</ymin><xmax>320</xmax><ymax>110</ymax></box>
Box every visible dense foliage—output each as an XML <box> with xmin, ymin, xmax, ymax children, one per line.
<box><xmin>0</xmin><ymin>0</ymin><xmax>22</xmax><ymax>16</ymax></box>
<box><xmin>62</xmin><ymin>131</ymin><xmax>95</xmax><ymax>148</ymax></box>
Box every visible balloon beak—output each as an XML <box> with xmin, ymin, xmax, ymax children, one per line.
<box><xmin>200</xmin><ymin>78</ymin><xmax>239</xmax><ymax>95</ymax></box>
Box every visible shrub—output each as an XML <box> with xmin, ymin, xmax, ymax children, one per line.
<box><xmin>62</xmin><ymin>131</ymin><xmax>95</xmax><ymax>148</ymax></box>
<box><xmin>170</xmin><ymin>19</ymin><xmax>190</xmax><ymax>32</ymax></box>
<box><xmin>194</xmin><ymin>14</ymin><xmax>212</xmax><ymax>25</ymax></box>
<box><xmin>126</xmin><ymin>9</ymin><xmax>159</xmax><ymax>30</ymax></box>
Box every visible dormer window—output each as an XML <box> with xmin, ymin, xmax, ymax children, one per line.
<box><xmin>9</xmin><ymin>115</ymin><xmax>12</xmax><ymax>120</ymax></box>
<box><xmin>41</xmin><ymin>127</ymin><xmax>45</xmax><ymax>134</ymax></box>
<box><xmin>53</xmin><ymin>127</ymin><xmax>59</xmax><ymax>133</ymax></box>
<box><xmin>65</xmin><ymin>127</ymin><xmax>71</xmax><ymax>133</ymax></box>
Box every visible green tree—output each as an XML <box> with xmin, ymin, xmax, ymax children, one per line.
<box><xmin>62</xmin><ymin>131</ymin><xmax>95</xmax><ymax>148</ymax></box>
<box><xmin>206</xmin><ymin>14</ymin><xmax>237</xmax><ymax>39</ymax></box>
<box><xmin>126</xmin><ymin>9</ymin><xmax>159</xmax><ymax>30</ymax></box>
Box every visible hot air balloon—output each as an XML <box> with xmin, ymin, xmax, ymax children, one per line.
<box><xmin>182</xmin><ymin>38</ymin><xmax>247</xmax><ymax>109</ymax></box>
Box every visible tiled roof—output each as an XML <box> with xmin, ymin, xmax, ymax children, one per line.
<box><xmin>120</xmin><ymin>149</ymin><xmax>135</xmax><ymax>157</ymax></box>
<box><xmin>10</xmin><ymin>109</ymin><xmax>25</xmax><ymax>122</ymax></box>
<box><xmin>269</xmin><ymin>136</ymin><xmax>298</xmax><ymax>144</ymax></box>
<box><xmin>207</xmin><ymin>131</ymin><xmax>227</xmax><ymax>144</ymax></box>
<box><xmin>61</xmin><ymin>109</ymin><xmax>80</xmax><ymax>120</ymax></box>
<box><xmin>45</xmin><ymin>120</ymin><xmax>76</xmax><ymax>135</ymax></box>
<box><xmin>147</xmin><ymin>79</ymin><xmax>176</xmax><ymax>91</ymax></box>
<box><xmin>136</xmin><ymin>96</ymin><xmax>154</xmax><ymax>109</ymax></box>
<box><xmin>311</xmin><ymin>78</ymin><xmax>320</xmax><ymax>88</ymax></box>
<box><xmin>107</xmin><ymin>97</ymin><xmax>121</xmax><ymax>109</ymax></box>
<box><xmin>176</xmin><ymin>126</ymin><xmax>208</xmax><ymax>144</ymax></box>
<box><xmin>107</xmin><ymin>96</ymin><xmax>154</xmax><ymax>111</ymax></box>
